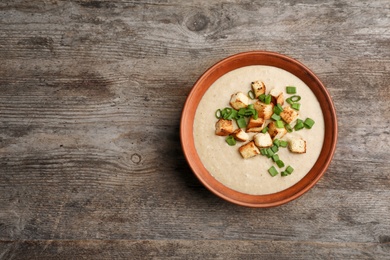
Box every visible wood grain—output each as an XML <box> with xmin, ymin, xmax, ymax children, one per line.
<box><xmin>1</xmin><ymin>0</ymin><xmax>389</xmax><ymax>258</ymax></box>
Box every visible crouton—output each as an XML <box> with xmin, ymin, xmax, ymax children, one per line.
<box><xmin>288</xmin><ymin>138</ymin><xmax>306</xmax><ymax>153</ymax></box>
<box><xmin>231</xmin><ymin>129</ymin><xmax>249</xmax><ymax>142</ymax></box>
<box><xmin>230</xmin><ymin>92</ymin><xmax>249</xmax><ymax>110</ymax></box>
<box><xmin>254</xmin><ymin>100</ymin><xmax>274</xmax><ymax>120</ymax></box>
<box><xmin>215</xmin><ymin>119</ymin><xmax>234</xmax><ymax>136</ymax></box>
<box><xmin>268</xmin><ymin>121</ymin><xmax>287</xmax><ymax>140</ymax></box>
<box><xmin>238</xmin><ymin>141</ymin><xmax>260</xmax><ymax>159</ymax></box>
<box><xmin>269</xmin><ymin>88</ymin><xmax>284</xmax><ymax>105</ymax></box>
<box><xmin>251</xmin><ymin>80</ymin><xmax>266</xmax><ymax>98</ymax></box>
<box><xmin>246</xmin><ymin>116</ymin><xmax>265</xmax><ymax>133</ymax></box>
<box><xmin>280</xmin><ymin>106</ymin><xmax>299</xmax><ymax>124</ymax></box>
<box><xmin>276</xmin><ymin>92</ymin><xmax>284</xmax><ymax>105</ymax></box>
<box><xmin>253</xmin><ymin>132</ymin><xmax>273</xmax><ymax>148</ymax></box>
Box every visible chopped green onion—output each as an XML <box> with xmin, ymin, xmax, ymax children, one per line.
<box><xmin>281</xmin><ymin>171</ymin><xmax>289</xmax><ymax>177</ymax></box>
<box><xmin>286</xmin><ymin>166</ymin><xmax>294</xmax><ymax>174</ymax></box>
<box><xmin>276</xmin><ymin>160</ymin><xmax>285</xmax><ymax>168</ymax></box>
<box><xmin>273</xmin><ymin>104</ymin><xmax>284</xmax><ymax>115</ymax></box>
<box><xmin>290</xmin><ymin>95</ymin><xmax>301</xmax><ymax>102</ymax></box>
<box><xmin>221</xmin><ymin>107</ymin><xmax>232</xmax><ymax>119</ymax></box>
<box><xmin>253</xmin><ymin>109</ymin><xmax>258</xmax><ymax>120</ymax></box>
<box><xmin>259</xmin><ymin>94</ymin><xmax>266</xmax><ymax>102</ymax></box>
<box><xmin>264</xmin><ymin>95</ymin><xmax>272</xmax><ymax>104</ymax></box>
<box><xmin>268</xmin><ymin>166</ymin><xmax>279</xmax><ymax>177</ymax></box>
<box><xmin>266</xmin><ymin>148</ymin><xmax>274</xmax><ymax>157</ymax></box>
<box><xmin>261</xmin><ymin>126</ymin><xmax>268</xmax><ymax>134</ymax></box>
<box><xmin>215</xmin><ymin>109</ymin><xmax>222</xmax><ymax>119</ymax></box>
<box><xmin>236</xmin><ymin>117</ymin><xmax>247</xmax><ymax>128</ymax></box>
<box><xmin>286</xmin><ymin>97</ymin><xmax>294</xmax><ymax>105</ymax></box>
<box><xmin>238</xmin><ymin>108</ymin><xmax>246</xmax><ymax>116</ymax></box>
<box><xmin>294</xmin><ymin>121</ymin><xmax>304</xmax><ymax>131</ymax></box>
<box><xmin>275</xmin><ymin>120</ymin><xmax>284</xmax><ymax>128</ymax></box>
<box><xmin>260</xmin><ymin>148</ymin><xmax>268</xmax><ymax>156</ymax></box>
<box><xmin>271</xmin><ymin>145</ymin><xmax>279</xmax><ymax>153</ymax></box>
<box><xmin>291</xmin><ymin>103</ymin><xmax>301</xmax><ymax>111</ymax></box>
<box><xmin>248</xmin><ymin>90</ymin><xmax>255</xmax><ymax>100</ymax></box>
<box><xmin>271</xmin><ymin>113</ymin><xmax>281</xmax><ymax>121</ymax></box>
<box><xmin>226</xmin><ymin>136</ymin><xmax>236</xmax><ymax>146</ymax></box>
<box><xmin>247</xmin><ymin>104</ymin><xmax>254</xmax><ymax>110</ymax></box>
<box><xmin>225</xmin><ymin>109</ymin><xmax>237</xmax><ymax>120</ymax></box>
<box><xmin>245</xmin><ymin>109</ymin><xmax>256</xmax><ymax>117</ymax></box>
<box><xmin>304</xmin><ymin>118</ymin><xmax>315</xmax><ymax>129</ymax></box>
<box><xmin>273</xmin><ymin>139</ymin><xmax>280</xmax><ymax>147</ymax></box>
<box><xmin>296</xmin><ymin>119</ymin><xmax>303</xmax><ymax>124</ymax></box>
<box><xmin>280</xmin><ymin>140</ymin><xmax>288</xmax><ymax>147</ymax></box>
<box><xmin>286</xmin><ymin>86</ymin><xmax>296</xmax><ymax>94</ymax></box>
<box><xmin>272</xmin><ymin>154</ymin><xmax>279</xmax><ymax>162</ymax></box>
<box><xmin>285</xmin><ymin>124</ymin><xmax>293</xmax><ymax>133</ymax></box>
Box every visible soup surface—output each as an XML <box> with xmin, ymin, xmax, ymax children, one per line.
<box><xmin>193</xmin><ymin>65</ymin><xmax>325</xmax><ymax>195</ymax></box>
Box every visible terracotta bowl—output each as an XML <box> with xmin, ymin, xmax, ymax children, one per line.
<box><xmin>180</xmin><ymin>51</ymin><xmax>337</xmax><ymax>207</ymax></box>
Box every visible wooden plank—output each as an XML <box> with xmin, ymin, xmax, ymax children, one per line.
<box><xmin>1</xmin><ymin>239</ymin><xmax>389</xmax><ymax>259</ymax></box>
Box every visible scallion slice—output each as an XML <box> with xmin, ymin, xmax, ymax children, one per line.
<box><xmin>286</xmin><ymin>97</ymin><xmax>294</xmax><ymax>105</ymax></box>
<box><xmin>285</xmin><ymin>124</ymin><xmax>293</xmax><ymax>133</ymax></box>
<box><xmin>261</xmin><ymin>126</ymin><xmax>268</xmax><ymax>134</ymax></box>
<box><xmin>291</xmin><ymin>103</ymin><xmax>301</xmax><ymax>111</ymax></box>
<box><xmin>248</xmin><ymin>90</ymin><xmax>255</xmax><ymax>100</ymax></box>
<box><xmin>272</xmin><ymin>154</ymin><xmax>279</xmax><ymax>162</ymax></box>
<box><xmin>236</xmin><ymin>117</ymin><xmax>246</xmax><ymax>128</ymax></box>
<box><xmin>226</xmin><ymin>136</ymin><xmax>236</xmax><ymax>146</ymax></box>
<box><xmin>286</xmin><ymin>86</ymin><xmax>296</xmax><ymax>94</ymax></box>
<box><xmin>294</xmin><ymin>121</ymin><xmax>304</xmax><ymax>131</ymax></box>
<box><xmin>215</xmin><ymin>109</ymin><xmax>222</xmax><ymax>119</ymax></box>
<box><xmin>271</xmin><ymin>145</ymin><xmax>279</xmax><ymax>153</ymax></box>
<box><xmin>290</xmin><ymin>95</ymin><xmax>301</xmax><ymax>102</ymax></box>
<box><xmin>238</xmin><ymin>108</ymin><xmax>246</xmax><ymax>117</ymax></box>
<box><xmin>268</xmin><ymin>166</ymin><xmax>279</xmax><ymax>177</ymax></box>
<box><xmin>260</xmin><ymin>148</ymin><xmax>268</xmax><ymax>156</ymax></box>
<box><xmin>281</xmin><ymin>171</ymin><xmax>288</xmax><ymax>177</ymax></box>
<box><xmin>273</xmin><ymin>139</ymin><xmax>280</xmax><ymax>147</ymax></box>
<box><xmin>275</xmin><ymin>120</ymin><xmax>284</xmax><ymax>128</ymax></box>
<box><xmin>280</xmin><ymin>140</ymin><xmax>288</xmax><ymax>147</ymax></box>
<box><xmin>275</xmin><ymin>104</ymin><xmax>284</xmax><ymax>115</ymax></box>
<box><xmin>253</xmin><ymin>109</ymin><xmax>259</xmax><ymax>120</ymax></box>
<box><xmin>304</xmin><ymin>118</ymin><xmax>315</xmax><ymax>129</ymax></box>
<box><xmin>259</xmin><ymin>94</ymin><xmax>266</xmax><ymax>102</ymax></box>
<box><xmin>286</xmin><ymin>165</ymin><xmax>294</xmax><ymax>174</ymax></box>
<box><xmin>276</xmin><ymin>160</ymin><xmax>285</xmax><ymax>168</ymax></box>
<box><xmin>271</xmin><ymin>113</ymin><xmax>281</xmax><ymax>121</ymax></box>
<box><xmin>266</xmin><ymin>148</ymin><xmax>274</xmax><ymax>157</ymax></box>
<box><xmin>264</xmin><ymin>95</ymin><xmax>271</xmax><ymax>104</ymax></box>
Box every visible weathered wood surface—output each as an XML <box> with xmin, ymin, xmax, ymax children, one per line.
<box><xmin>0</xmin><ymin>0</ymin><xmax>389</xmax><ymax>259</ymax></box>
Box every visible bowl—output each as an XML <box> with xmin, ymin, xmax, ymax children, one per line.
<box><xmin>180</xmin><ymin>51</ymin><xmax>337</xmax><ymax>207</ymax></box>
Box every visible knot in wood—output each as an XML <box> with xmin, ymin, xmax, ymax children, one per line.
<box><xmin>131</xmin><ymin>153</ymin><xmax>142</xmax><ymax>164</ymax></box>
<box><xmin>186</xmin><ymin>13</ymin><xmax>209</xmax><ymax>32</ymax></box>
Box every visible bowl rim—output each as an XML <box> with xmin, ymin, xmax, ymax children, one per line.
<box><xmin>180</xmin><ymin>51</ymin><xmax>338</xmax><ymax>207</ymax></box>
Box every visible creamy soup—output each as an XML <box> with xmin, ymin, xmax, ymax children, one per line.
<box><xmin>193</xmin><ymin>65</ymin><xmax>325</xmax><ymax>195</ymax></box>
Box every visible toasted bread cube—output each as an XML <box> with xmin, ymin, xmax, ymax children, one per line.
<box><xmin>231</xmin><ymin>129</ymin><xmax>249</xmax><ymax>142</ymax></box>
<box><xmin>269</xmin><ymin>88</ymin><xmax>284</xmax><ymax>105</ymax></box>
<box><xmin>246</xmin><ymin>116</ymin><xmax>265</xmax><ymax>132</ymax></box>
<box><xmin>276</xmin><ymin>92</ymin><xmax>284</xmax><ymax>105</ymax></box>
<box><xmin>254</xmin><ymin>100</ymin><xmax>274</xmax><ymax>120</ymax></box>
<box><xmin>253</xmin><ymin>132</ymin><xmax>273</xmax><ymax>148</ymax></box>
<box><xmin>280</xmin><ymin>106</ymin><xmax>299</xmax><ymax>124</ymax></box>
<box><xmin>215</xmin><ymin>119</ymin><xmax>234</xmax><ymax>136</ymax></box>
<box><xmin>239</xmin><ymin>141</ymin><xmax>260</xmax><ymax>159</ymax></box>
<box><xmin>268</xmin><ymin>121</ymin><xmax>287</xmax><ymax>140</ymax></box>
<box><xmin>251</xmin><ymin>80</ymin><xmax>266</xmax><ymax>98</ymax></box>
<box><xmin>288</xmin><ymin>138</ymin><xmax>306</xmax><ymax>153</ymax></box>
<box><xmin>230</xmin><ymin>92</ymin><xmax>249</xmax><ymax>110</ymax></box>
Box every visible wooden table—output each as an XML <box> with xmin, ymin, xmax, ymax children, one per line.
<box><xmin>1</xmin><ymin>1</ymin><xmax>389</xmax><ymax>259</ymax></box>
